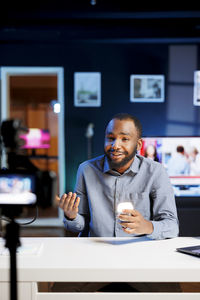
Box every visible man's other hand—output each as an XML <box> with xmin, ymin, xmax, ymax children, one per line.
<box><xmin>118</xmin><ymin>209</ymin><xmax>153</xmax><ymax>235</ymax></box>
<box><xmin>56</xmin><ymin>192</ymin><xmax>80</xmax><ymax>220</ymax></box>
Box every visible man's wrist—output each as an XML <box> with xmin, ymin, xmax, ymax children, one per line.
<box><xmin>146</xmin><ymin>221</ymin><xmax>154</xmax><ymax>234</ymax></box>
<box><xmin>64</xmin><ymin>214</ymin><xmax>76</xmax><ymax>221</ymax></box>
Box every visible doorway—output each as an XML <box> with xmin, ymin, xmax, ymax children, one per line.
<box><xmin>0</xmin><ymin>67</ymin><xmax>65</xmax><ymax>226</ymax></box>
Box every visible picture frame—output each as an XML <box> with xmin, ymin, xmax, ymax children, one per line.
<box><xmin>130</xmin><ymin>74</ymin><xmax>165</xmax><ymax>103</ymax></box>
<box><xmin>74</xmin><ymin>72</ymin><xmax>101</xmax><ymax>107</ymax></box>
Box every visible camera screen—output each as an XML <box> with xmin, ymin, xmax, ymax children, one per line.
<box><xmin>0</xmin><ymin>173</ymin><xmax>36</xmax><ymax>205</ymax></box>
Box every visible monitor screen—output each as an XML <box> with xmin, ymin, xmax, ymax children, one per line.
<box><xmin>20</xmin><ymin>128</ymin><xmax>50</xmax><ymax>149</ymax></box>
<box><xmin>0</xmin><ymin>172</ymin><xmax>36</xmax><ymax>205</ymax></box>
<box><xmin>139</xmin><ymin>137</ymin><xmax>200</xmax><ymax>197</ymax></box>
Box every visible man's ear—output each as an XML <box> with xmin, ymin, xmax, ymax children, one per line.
<box><xmin>137</xmin><ymin>138</ymin><xmax>143</xmax><ymax>152</ymax></box>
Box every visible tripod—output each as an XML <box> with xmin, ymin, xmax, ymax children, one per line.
<box><xmin>4</xmin><ymin>217</ymin><xmax>21</xmax><ymax>300</ymax></box>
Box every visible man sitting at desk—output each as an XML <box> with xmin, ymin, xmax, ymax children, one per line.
<box><xmin>53</xmin><ymin>113</ymin><xmax>179</xmax><ymax>293</ymax></box>
<box><xmin>58</xmin><ymin>113</ymin><xmax>179</xmax><ymax>240</ymax></box>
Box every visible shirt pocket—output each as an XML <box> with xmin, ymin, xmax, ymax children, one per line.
<box><xmin>131</xmin><ymin>192</ymin><xmax>150</xmax><ymax>219</ymax></box>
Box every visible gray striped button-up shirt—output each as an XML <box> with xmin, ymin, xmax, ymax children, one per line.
<box><xmin>64</xmin><ymin>154</ymin><xmax>179</xmax><ymax>239</ymax></box>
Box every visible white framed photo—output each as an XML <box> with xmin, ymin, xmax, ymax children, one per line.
<box><xmin>130</xmin><ymin>74</ymin><xmax>165</xmax><ymax>103</ymax></box>
<box><xmin>74</xmin><ymin>72</ymin><xmax>101</xmax><ymax>107</ymax></box>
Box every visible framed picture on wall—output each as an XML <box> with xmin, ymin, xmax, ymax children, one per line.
<box><xmin>74</xmin><ymin>72</ymin><xmax>101</xmax><ymax>107</ymax></box>
<box><xmin>130</xmin><ymin>74</ymin><xmax>165</xmax><ymax>103</ymax></box>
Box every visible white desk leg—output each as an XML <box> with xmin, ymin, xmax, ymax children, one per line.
<box><xmin>32</xmin><ymin>282</ymin><xmax>38</xmax><ymax>300</ymax></box>
<box><xmin>0</xmin><ymin>282</ymin><xmax>9</xmax><ymax>300</ymax></box>
<box><xmin>0</xmin><ymin>282</ymin><xmax>33</xmax><ymax>300</ymax></box>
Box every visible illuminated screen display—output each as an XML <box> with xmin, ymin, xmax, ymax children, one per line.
<box><xmin>0</xmin><ymin>173</ymin><xmax>36</xmax><ymax>205</ymax></box>
<box><xmin>20</xmin><ymin>128</ymin><xmax>50</xmax><ymax>149</ymax></box>
<box><xmin>140</xmin><ymin>137</ymin><xmax>200</xmax><ymax>197</ymax></box>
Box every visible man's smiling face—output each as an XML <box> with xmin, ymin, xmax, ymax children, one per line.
<box><xmin>104</xmin><ymin>118</ymin><xmax>142</xmax><ymax>173</ymax></box>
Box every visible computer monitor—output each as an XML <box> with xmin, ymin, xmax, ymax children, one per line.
<box><xmin>139</xmin><ymin>137</ymin><xmax>200</xmax><ymax>197</ymax></box>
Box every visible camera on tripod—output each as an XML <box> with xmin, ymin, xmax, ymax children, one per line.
<box><xmin>0</xmin><ymin>119</ymin><xmax>57</xmax><ymax>215</ymax></box>
<box><xmin>0</xmin><ymin>119</ymin><xmax>58</xmax><ymax>300</ymax></box>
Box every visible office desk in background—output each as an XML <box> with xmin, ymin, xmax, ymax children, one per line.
<box><xmin>1</xmin><ymin>236</ymin><xmax>200</xmax><ymax>300</ymax></box>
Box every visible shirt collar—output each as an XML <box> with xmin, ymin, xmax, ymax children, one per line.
<box><xmin>103</xmin><ymin>154</ymin><xmax>141</xmax><ymax>175</ymax></box>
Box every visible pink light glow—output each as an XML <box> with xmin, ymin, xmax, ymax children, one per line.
<box><xmin>20</xmin><ymin>129</ymin><xmax>50</xmax><ymax>149</ymax></box>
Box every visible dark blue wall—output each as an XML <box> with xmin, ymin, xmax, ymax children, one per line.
<box><xmin>64</xmin><ymin>42</ymin><xmax>169</xmax><ymax>190</ymax></box>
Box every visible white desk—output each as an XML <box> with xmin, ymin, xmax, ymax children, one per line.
<box><xmin>1</xmin><ymin>236</ymin><xmax>200</xmax><ymax>299</ymax></box>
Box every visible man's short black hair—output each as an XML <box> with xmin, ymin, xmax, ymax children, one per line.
<box><xmin>110</xmin><ymin>113</ymin><xmax>142</xmax><ymax>138</ymax></box>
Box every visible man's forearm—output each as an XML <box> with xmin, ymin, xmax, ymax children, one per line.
<box><xmin>63</xmin><ymin>213</ymin><xmax>85</xmax><ymax>233</ymax></box>
<box><xmin>147</xmin><ymin>219</ymin><xmax>179</xmax><ymax>240</ymax></box>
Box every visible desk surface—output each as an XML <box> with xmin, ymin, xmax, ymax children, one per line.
<box><xmin>1</xmin><ymin>236</ymin><xmax>200</xmax><ymax>282</ymax></box>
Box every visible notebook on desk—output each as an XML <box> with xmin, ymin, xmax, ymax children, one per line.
<box><xmin>176</xmin><ymin>245</ymin><xmax>200</xmax><ymax>257</ymax></box>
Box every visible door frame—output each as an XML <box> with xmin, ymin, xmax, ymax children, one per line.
<box><xmin>0</xmin><ymin>66</ymin><xmax>65</xmax><ymax>226</ymax></box>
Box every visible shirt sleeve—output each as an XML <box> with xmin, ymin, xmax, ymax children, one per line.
<box><xmin>63</xmin><ymin>213</ymin><xmax>85</xmax><ymax>232</ymax></box>
<box><xmin>63</xmin><ymin>163</ymin><xmax>90</xmax><ymax>234</ymax></box>
<box><xmin>146</xmin><ymin>164</ymin><xmax>179</xmax><ymax>240</ymax></box>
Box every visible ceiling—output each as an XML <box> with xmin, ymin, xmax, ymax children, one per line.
<box><xmin>1</xmin><ymin>1</ymin><xmax>200</xmax><ymax>42</ymax></box>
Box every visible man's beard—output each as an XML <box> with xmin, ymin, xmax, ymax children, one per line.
<box><xmin>105</xmin><ymin>145</ymin><xmax>138</xmax><ymax>170</ymax></box>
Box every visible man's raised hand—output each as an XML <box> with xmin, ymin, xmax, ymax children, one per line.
<box><xmin>56</xmin><ymin>192</ymin><xmax>80</xmax><ymax>220</ymax></box>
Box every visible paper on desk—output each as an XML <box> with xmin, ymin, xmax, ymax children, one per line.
<box><xmin>0</xmin><ymin>242</ymin><xmax>43</xmax><ymax>256</ymax></box>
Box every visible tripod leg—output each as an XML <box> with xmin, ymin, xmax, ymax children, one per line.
<box><xmin>9</xmin><ymin>248</ymin><xmax>17</xmax><ymax>300</ymax></box>
<box><xmin>4</xmin><ymin>219</ymin><xmax>21</xmax><ymax>300</ymax></box>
